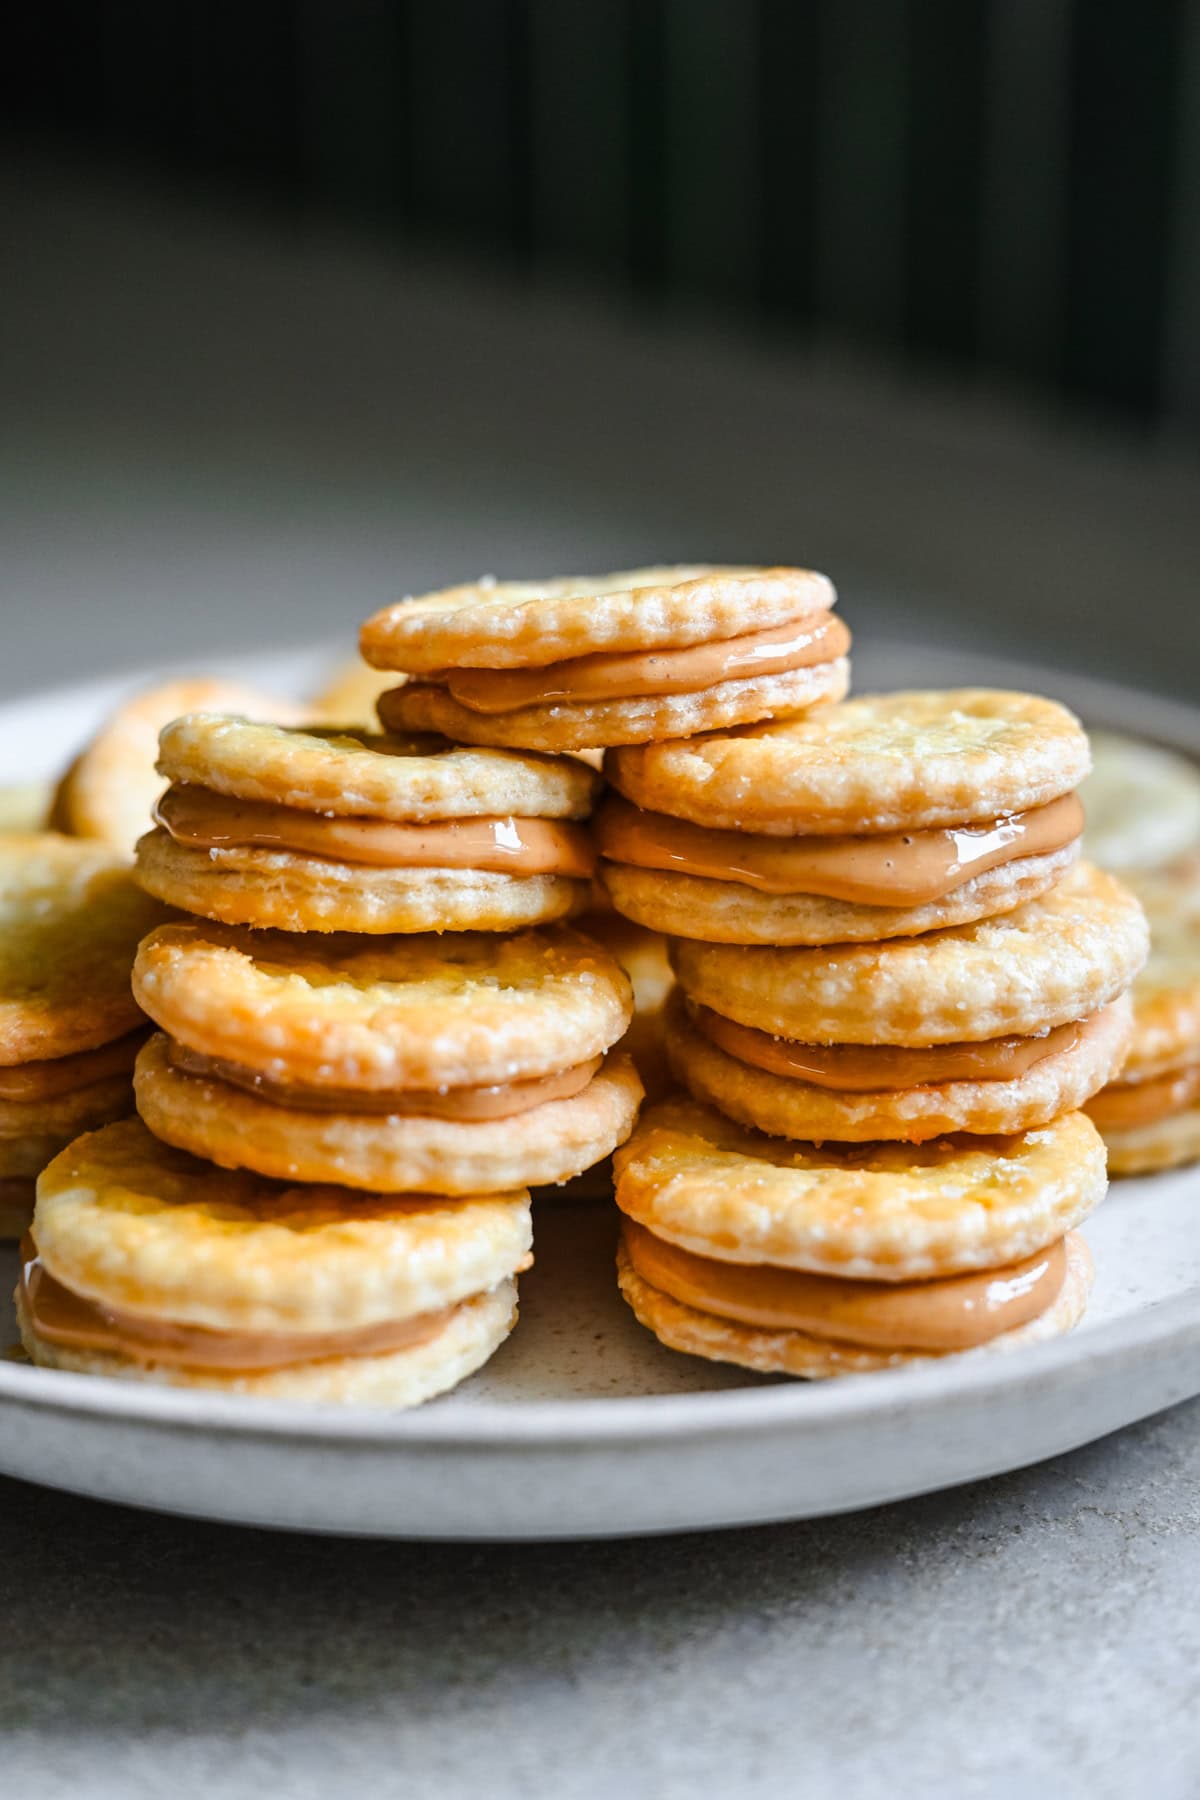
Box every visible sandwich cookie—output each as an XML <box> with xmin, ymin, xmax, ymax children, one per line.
<box><xmin>363</xmin><ymin>566</ymin><xmax>849</xmax><ymax>751</ymax></box>
<box><xmin>667</xmin><ymin>863</ymin><xmax>1146</xmax><ymax>1142</ymax></box>
<box><xmin>19</xmin><ymin>1119</ymin><xmax>531</xmax><ymax>1402</ymax></box>
<box><xmin>131</xmin><ymin>921</ymin><xmax>643</xmax><ymax>1194</ymax></box>
<box><xmin>1081</xmin><ymin>731</ymin><xmax>1200</xmax><ymax>874</ymax></box>
<box><xmin>136</xmin><ymin>715</ymin><xmax>600</xmax><ymax>933</ymax></box>
<box><xmin>1087</xmin><ymin>857</ymin><xmax>1200</xmax><ymax>1173</ymax></box>
<box><xmin>0</xmin><ymin>836</ymin><xmax>164</xmax><ymax>1232</ymax></box>
<box><xmin>614</xmin><ymin>1098</ymin><xmax>1100</xmax><ymax>1376</ymax></box>
<box><xmin>600</xmin><ymin>690</ymin><xmax>1090</xmax><ymax>943</ymax></box>
<box><xmin>50</xmin><ymin>677</ymin><xmax>301</xmax><ymax>857</ymax></box>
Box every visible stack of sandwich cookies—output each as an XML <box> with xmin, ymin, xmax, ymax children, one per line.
<box><xmin>615</xmin><ymin>1099</ymin><xmax>1100</xmax><ymax>1375</ymax></box>
<box><xmin>132</xmin><ymin>922</ymin><xmax>640</xmax><ymax>1194</ymax></box>
<box><xmin>0</xmin><ymin>836</ymin><xmax>164</xmax><ymax>1237</ymax></box>
<box><xmin>1087</xmin><ymin>857</ymin><xmax>1200</xmax><ymax>1173</ymax></box>
<box><xmin>362</xmin><ymin>566</ymin><xmax>849</xmax><ymax>751</ymax></box>
<box><xmin>667</xmin><ymin>864</ymin><xmax>1146</xmax><ymax>1142</ymax></box>
<box><xmin>19</xmin><ymin>1119</ymin><xmax>531</xmax><ymax>1400</ymax></box>
<box><xmin>136</xmin><ymin>716</ymin><xmax>600</xmax><ymax>933</ymax></box>
<box><xmin>599</xmin><ymin>691</ymin><xmax>1089</xmax><ymax>944</ymax></box>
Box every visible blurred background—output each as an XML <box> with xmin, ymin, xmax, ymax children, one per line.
<box><xmin>3</xmin><ymin>1</ymin><xmax>1198</xmax><ymax>700</ymax></box>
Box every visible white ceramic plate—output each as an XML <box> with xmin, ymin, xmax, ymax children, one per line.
<box><xmin>2</xmin><ymin>640</ymin><xmax>1199</xmax><ymax>1541</ymax></box>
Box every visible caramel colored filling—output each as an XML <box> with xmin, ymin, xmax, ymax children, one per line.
<box><xmin>691</xmin><ymin>1001</ymin><xmax>1088</xmax><ymax>1091</ymax></box>
<box><xmin>21</xmin><ymin>1238</ymin><xmax>460</xmax><ymax>1372</ymax></box>
<box><xmin>0</xmin><ymin>1029</ymin><xmax>146</xmax><ymax>1103</ymax></box>
<box><xmin>623</xmin><ymin>1220</ymin><xmax>1067</xmax><ymax>1351</ymax></box>
<box><xmin>155</xmin><ymin>786</ymin><xmax>595</xmax><ymax>878</ymax></box>
<box><xmin>165</xmin><ymin>1038</ymin><xmax>603</xmax><ymax>1120</ymax></box>
<box><xmin>1087</xmin><ymin>1063</ymin><xmax>1200</xmax><ymax>1131</ymax></box>
<box><xmin>597</xmin><ymin>792</ymin><xmax>1083</xmax><ymax>906</ymax></box>
<box><xmin>440</xmin><ymin>612</ymin><xmax>851</xmax><ymax>714</ymax></box>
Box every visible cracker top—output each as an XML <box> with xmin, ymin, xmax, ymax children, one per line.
<box><xmin>52</xmin><ymin>678</ymin><xmax>302</xmax><ymax>858</ymax></box>
<box><xmin>133</xmin><ymin>920</ymin><xmax>634</xmax><ymax>1089</ymax></box>
<box><xmin>1081</xmin><ymin>731</ymin><xmax>1200</xmax><ymax>872</ymax></box>
<box><xmin>360</xmin><ymin>565</ymin><xmax>834</xmax><ymax>672</ymax></box>
<box><xmin>672</xmin><ymin>863</ymin><xmax>1148</xmax><ymax>1045</ymax></box>
<box><xmin>1121</xmin><ymin>857</ymin><xmax>1200</xmax><ymax>1078</ymax></box>
<box><xmin>156</xmin><ymin>715</ymin><xmax>600</xmax><ymax>821</ymax></box>
<box><xmin>607</xmin><ymin>689</ymin><xmax>1090</xmax><ymax>834</ymax></box>
<box><xmin>0</xmin><ymin>835</ymin><xmax>166</xmax><ymax>1065</ymax></box>
<box><xmin>614</xmin><ymin>1098</ymin><xmax>1105</xmax><ymax>1280</ymax></box>
<box><xmin>35</xmin><ymin>1118</ymin><xmax>531</xmax><ymax>1332</ymax></box>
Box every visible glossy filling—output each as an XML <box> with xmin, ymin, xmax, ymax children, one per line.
<box><xmin>154</xmin><ymin>786</ymin><xmax>595</xmax><ymax>878</ymax></box>
<box><xmin>1087</xmin><ymin>1063</ymin><xmax>1200</xmax><ymax>1131</ymax></box>
<box><xmin>20</xmin><ymin>1237</ymin><xmax>462</xmax><ymax>1372</ymax></box>
<box><xmin>596</xmin><ymin>791</ymin><xmax>1083</xmax><ymax>906</ymax></box>
<box><xmin>689</xmin><ymin>1001</ymin><xmax>1091</xmax><ymax>1091</ymax></box>
<box><xmin>622</xmin><ymin>1219</ymin><xmax>1067</xmax><ymax>1351</ymax></box>
<box><xmin>165</xmin><ymin>1037</ymin><xmax>603</xmax><ymax>1120</ymax></box>
<box><xmin>0</xmin><ymin>1029</ymin><xmax>147</xmax><ymax>1103</ymax></box>
<box><xmin>433</xmin><ymin>612</ymin><xmax>851</xmax><ymax>714</ymax></box>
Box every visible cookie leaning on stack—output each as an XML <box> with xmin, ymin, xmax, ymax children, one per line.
<box><xmin>0</xmin><ymin>836</ymin><xmax>164</xmax><ymax>1238</ymax></box>
<box><xmin>362</xmin><ymin>566</ymin><xmax>850</xmax><ymax>751</ymax></box>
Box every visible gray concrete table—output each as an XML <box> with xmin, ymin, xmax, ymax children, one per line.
<box><xmin>3</xmin><ymin>154</ymin><xmax>1199</xmax><ymax>1799</ymax></box>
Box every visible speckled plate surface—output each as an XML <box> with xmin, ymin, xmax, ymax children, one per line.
<box><xmin>2</xmin><ymin>643</ymin><xmax>1199</xmax><ymax>1541</ymax></box>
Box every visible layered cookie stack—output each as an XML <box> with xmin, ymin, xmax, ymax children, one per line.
<box><xmin>20</xmin><ymin>712</ymin><xmax>640</xmax><ymax>1400</ymax></box>
<box><xmin>0</xmin><ymin>837</ymin><xmax>163</xmax><ymax>1240</ymax></box>
<box><xmin>603</xmin><ymin>691</ymin><xmax>1148</xmax><ymax>1376</ymax></box>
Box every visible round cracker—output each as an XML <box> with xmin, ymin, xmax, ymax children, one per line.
<box><xmin>360</xmin><ymin>565</ymin><xmax>834</xmax><ymax>672</ymax></box>
<box><xmin>613</xmin><ymin>1097</ymin><xmax>1106</xmax><ymax>1280</ymax></box>
<box><xmin>134</xmin><ymin>1035</ymin><xmax>644</xmax><ymax>1196</ymax></box>
<box><xmin>0</xmin><ymin>1073</ymin><xmax>135</xmax><ymax>1178</ymax></box>
<box><xmin>18</xmin><ymin>1276</ymin><xmax>517</xmax><ymax>1404</ymax></box>
<box><xmin>134</xmin><ymin>920</ymin><xmax>634</xmax><ymax>1089</ymax></box>
<box><xmin>157</xmin><ymin>715</ymin><xmax>598</xmax><ymax>821</ymax></box>
<box><xmin>134</xmin><ymin>828</ymin><xmax>586</xmax><ymax>934</ymax></box>
<box><xmin>0</xmin><ymin>835</ymin><xmax>165</xmax><ymax>1065</ymax></box>
<box><xmin>616</xmin><ymin>1233</ymin><xmax>1092</xmax><ymax>1376</ymax></box>
<box><xmin>607</xmin><ymin>689</ymin><xmax>1090</xmax><ymax>834</ymax></box>
<box><xmin>385</xmin><ymin>659</ymin><xmax>850</xmax><ymax>753</ymax></box>
<box><xmin>665</xmin><ymin>989</ymin><xmax>1131</xmax><ymax>1143</ymax></box>
<box><xmin>670</xmin><ymin>862</ymin><xmax>1147</xmax><ymax>1045</ymax></box>
<box><xmin>34</xmin><ymin>1116</ymin><xmax>531</xmax><ymax>1330</ymax></box>
<box><xmin>51</xmin><ymin>679</ymin><xmax>302</xmax><ymax>857</ymax></box>
<box><xmin>1118</xmin><ymin>857</ymin><xmax>1200</xmax><ymax>1081</ymax></box>
<box><xmin>1082</xmin><ymin>732</ymin><xmax>1200</xmax><ymax>873</ymax></box>
<box><xmin>599</xmin><ymin>842</ymin><xmax>1080</xmax><ymax>945</ymax></box>
<box><xmin>1101</xmin><ymin>1102</ymin><xmax>1200</xmax><ymax>1176</ymax></box>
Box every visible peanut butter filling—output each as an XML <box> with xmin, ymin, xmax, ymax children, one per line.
<box><xmin>597</xmin><ymin>792</ymin><xmax>1083</xmax><ymax>906</ymax></box>
<box><xmin>0</xmin><ymin>1028</ymin><xmax>147</xmax><ymax>1104</ymax></box>
<box><xmin>439</xmin><ymin>612</ymin><xmax>851</xmax><ymax>714</ymax></box>
<box><xmin>1087</xmin><ymin>1063</ymin><xmax>1200</xmax><ymax>1131</ymax></box>
<box><xmin>623</xmin><ymin>1219</ymin><xmax>1067</xmax><ymax>1351</ymax></box>
<box><xmin>165</xmin><ymin>1037</ymin><xmax>603</xmax><ymax>1120</ymax></box>
<box><xmin>20</xmin><ymin>1238</ymin><xmax>461</xmax><ymax>1372</ymax></box>
<box><xmin>690</xmin><ymin>1001</ymin><xmax>1090</xmax><ymax>1091</ymax></box>
<box><xmin>154</xmin><ymin>786</ymin><xmax>595</xmax><ymax>878</ymax></box>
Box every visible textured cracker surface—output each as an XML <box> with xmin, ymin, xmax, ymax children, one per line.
<box><xmin>135</xmin><ymin>828</ymin><xmax>586</xmax><ymax>933</ymax></box>
<box><xmin>1082</xmin><ymin>731</ymin><xmax>1200</xmax><ymax>872</ymax></box>
<box><xmin>613</xmin><ymin>1097</ymin><xmax>1106</xmax><ymax>1280</ymax></box>
<box><xmin>666</xmin><ymin>990</ymin><xmax>1130</xmax><ymax>1143</ymax></box>
<box><xmin>157</xmin><ymin>714</ymin><xmax>599</xmax><ymax>819</ymax></box>
<box><xmin>616</xmin><ymin>1233</ymin><xmax>1092</xmax><ymax>1376</ymax></box>
<box><xmin>0</xmin><ymin>1073</ymin><xmax>135</xmax><ymax>1176</ymax></box>
<box><xmin>360</xmin><ymin>565</ymin><xmax>833</xmax><ymax>671</ymax></box>
<box><xmin>1101</xmin><ymin>1102</ymin><xmax>1200</xmax><ymax>1175</ymax></box>
<box><xmin>606</xmin><ymin>689</ymin><xmax>1090</xmax><ymax>833</ymax></box>
<box><xmin>52</xmin><ymin>679</ymin><xmax>301</xmax><ymax>856</ymax></box>
<box><xmin>670</xmin><ymin>863</ymin><xmax>1147</xmax><ymax>1044</ymax></box>
<box><xmin>599</xmin><ymin>843</ymin><xmax>1078</xmax><ymax>945</ymax></box>
<box><xmin>386</xmin><ymin>659</ymin><xmax>850</xmax><ymax>752</ymax></box>
<box><xmin>0</xmin><ymin>834</ymin><xmax>165</xmax><ymax>1064</ymax></box>
<box><xmin>18</xmin><ymin>1277</ymin><xmax>517</xmax><ymax>1404</ymax></box>
<box><xmin>33</xmin><ymin>1117</ymin><xmax>531</xmax><ymax>1330</ymax></box>
<box><xmin>135</xmin><ymin>1037</ymin><xmax>645</xmax><ymax>1196</ymax></box>
<box><xmin>1117</xmin><ymin>857</ymin><xmax>1200</xmax><ymax>1081</ymax></box>
<box><xmin>134</xmin><ymin>920</ymin><xmax>633</xmax><ymax>1087</ymax></box>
